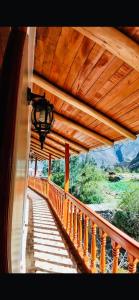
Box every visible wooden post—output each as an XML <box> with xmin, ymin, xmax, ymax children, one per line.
<box><xmin>73</xmin><ymin>206</ymin><xmax>78</xmax><ymax>247</ymax></box>
<box><xmin>65</xmin><ymin>143</ymin><xmax>69</xmax><ymax>193</ymax></box>
<box><xmin>100</xmin><ymin>230</ymin><xmax>107</xmax><ymax>273</ymax></box>
<box><xmin>128</xmin><ymin>254</ymin><xmax>138</xmax><ymax>273</ymax></box>
<box><xmin>91</xmin><ymin>222</ymin><xmax>97</xmax><ymax>273</ymax></box>
<box><xmin>63</xmin><ymin>143</ymin><xmax>70</xmax><ymax>228</ymax></box>
<box><xmin>47</xmin><ymin>154</ymin><xmax>51</xmax><ymax>198</ymax></box>
<box><xmin>83</xmin><ymin>215</ymin><xmax>89</xmax><ymax>264</ymax></box>
<box><xmin>112</xmin><ymin>241</ymin><xmax>121</xmax><ymax>273</ymax></box>
<box><xmin>34</xmin><ymin>157</ymin><xmax>37</xmax><ymax>177</ymax></box>
<box><xmin>48</xmin><ymin>153</ymin><xmax>51</xmax><ymax>181</ymax></box>
<box><xmin>78</xmin><ymin>211</ymin><xmax>83</xmax><ymax>256</ymax></box>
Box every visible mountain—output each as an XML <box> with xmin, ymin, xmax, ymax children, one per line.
<box><xmin>89</xmin><ymin>136</ymin><xmax>139</xmax><ymax>167</ymax></box>
<box><xmin>129</xmin><ymin>152</ymin><xmax>139</xmax><ymax>170</ymax></box>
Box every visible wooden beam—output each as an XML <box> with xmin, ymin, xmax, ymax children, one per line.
<box><xmin>31</xmin><ymin>148</ymin><xmax>56</xmax><ymax>161</ymax></box>
<box><xmin>72</xmin><ymin>27</ymin><xmax>139</xmax><ymax>73</ymax></box>
<box><xmin>31</xmin><ymin>130</ymin><xmax>78</xmax><ymax>154</ymax></box>
<box><xmin>31</xmin><ymin>138</ymin><xmax>62</xmax><ymax>158</ymax></box>
<box><xmin>31</xmin><ymin>141</ymin><xmax>64</xmax><ymax>159</ymax></box>
<box><xmin>64</xmin><ymin>143</ymin><xmax>69</xmax><ymax>193</ymax></box>
<box><xmin>33</xmin><ymin>154</ymin><xmax>44</xmax><ymax>161</ymax></box>
<box><xmin>31</xmin><ymin>144</ymin><xmax>60</xmax><ymax>159</ymax></box>
<box><xmin>49</xmin><ymin>131</ymin><xmax>88</xmax><ymax>153</ymax></box>
<box><xmin>30</xmin><ymin>147</ymin><xmax>50</xmax><ymax>160</ymax></box>
<box><xmin>54</xmin><ymin>112</ymin><xmax>113</xmax><ymax>146</ymax></box>
<box><xmin>31</xmin><ymin>136</ymin><xmax>65</xmax><ymax>157</ymax></box>
<box><xmin>33</xmin><ymin>74</ymin><xmax>136</xmax><ymax>141</ymax></box>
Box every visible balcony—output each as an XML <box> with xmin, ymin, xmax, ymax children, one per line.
<box><xmin>28</xmin><ymin>176</ymin><xmax>139</xmax><ymax>273</ymax></box>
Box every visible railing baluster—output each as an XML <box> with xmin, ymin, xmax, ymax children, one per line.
<box><xmin>90</xmin><ymin>222</ymin><xmax>97</xmax><ymax>273</ymax></box>
<box><xmin>112</xmin><ymin>241</ymin><xmax>120</xmax><ymax>273</ymax></box>
<box><xmin>73</xmin><ymin>206</ymin><xmax>77</xmax><ymax>247</ymax></box>
<box><xmin>58</xmin><ymin>191</ymin><xmax>60</xmax><ymax>216</ymax></box>
<box><xmin>100</xmin><ymin>230</ymin><xmax>107</xmax><ymax>273</ymax></box>
<box><xmin>66</xmin><ymin>199</ymin><xmax>70</xmax><ymax>234</ymax></box>
<box><xmin>28</xmin><ymin>177</ymin><xmax>139</xmax><ymax>273</ymax></box>
<box><xmin>63</xmin><ymin>198</ymin><xmax>68</xmax><ymax>229</ymax></box>
<box><xmin>69</xmin><ymin>202</ymin><xmax>73</xmax><ymax>240</ymax></box>
<box><xmin>128</xmin><ymin>254</ymin><xmax>138</xmax><ymax>273</ymax></box>
<box><xmin>83</xmin><ymin>215</ymin><xmax>89</xmax><ymax>264</ymax></box>
<box><xmin>78</xmin><ymin>210</ymin><xmax>83</xmax><ymax>256</ymax></box>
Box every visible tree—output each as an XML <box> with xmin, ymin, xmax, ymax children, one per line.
<box><xmin>112</xmin><ymin>183</ymin><xmax>139</xmax><ymax>241</ymax></box>
<box><xmin>51</xmin><ymin>159</ymin><xmax>65</xmax><ymax>188</ymax></box>
<box><xmin>77</xmin><ymin>163</ymin><xmax>106</xmax><ymax>204</ymax></box>
<box><xmin>42</xmin><ymin>160</ymin><xmax>48</xmax><ymax>177</ymax></box>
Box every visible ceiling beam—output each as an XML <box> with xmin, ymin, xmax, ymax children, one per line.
<box><xmin>31</xmin><ymin>152</ymin><xmax>47</xmax><ymax>161</ymax></box>
<box><xmin>33</xmin><ymin>74</ymin><xmax>136</xmax><ymax>141</ymax></box>
<box><xmin>31</xmin><ymin>126</ymin><xmax>88</xmax><ymax>153</ymax></box>
<box><xmin>31</xmin><ymin>143</ymin><xmax>62</xmax><ymax>159</ymax></box>
<box><xmin>30</xmin><ymin>147</ymin><xmax>57</xmax><ymax>160</ymax></box>
<box><xmin>54</xmin><ymin>112</ymin><xmax>113</xmax><ymax>146</ymax></box>
<box><xmin>31</xmin><ymin>130</ymin><xmax>78</xmax><ymax>154</ymax></box>
<box><xmin>31</xmin><ymin>142</ymin><xmax>61</xmax><ymax>158</ymax></box>
<box><xmin>72</xmin><ymin>27</ymin><xmax>139</xmax><ymax>73</ymax></box>
<box><xmin>48</xmin><ymin>130</ymin><xmax>88</xmax><ymax>153</ymax></box>
<box><xmin>31</xmin><ymin>137</ymin><xmax>65</xmax><ymax>157</ymax></box>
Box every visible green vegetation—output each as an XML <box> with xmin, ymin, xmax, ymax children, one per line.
<box><xmin>112</xmin><ymin>182</ymin><xmax>139</xmax><ymax>241</ymax></box>
<box><xmin>51</xmin><ymin>159</ymin><xmax>65</xmax><ymax>189</ymax></box>
<box><xmin>41</xmin><ymin>155</ymin><xmax>139</xmax><ymax>241</ymax></box>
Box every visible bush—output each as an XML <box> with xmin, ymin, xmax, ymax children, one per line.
<box><xmin>112</xmin><ymin>184</ymin><xmax>139</xmax><ymax>241</ymax></box>
<box><xmin>112</xmin><ymin>210</ymin><xmax>139</xmax><ymax>241</ymax></box>
<box><xmin>51</xmin><ymin>173</ymin><xmax>64</xmax><ymax>189</ymax></box>
<box><xmin>76</xmin><ymin>164</ymin><xmax>106</xmax><ymax>204</ymax></box>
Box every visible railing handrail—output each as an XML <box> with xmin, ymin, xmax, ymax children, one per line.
<box><xmin>28</xmin><ymin>176</ymin><xmax>139</xmax><ymax>260</ymax></box>
<box><xmin>66</xmin><ymin>192</ymin><xmax>139</xmax><ymax>259</ymax></box>
<box><xmin>48</xmin><ymin>180</ymin><xmax>65</xmax><ymax>194</ymax></box>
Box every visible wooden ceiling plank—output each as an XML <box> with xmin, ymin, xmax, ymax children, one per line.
<box><xmin>31</xmin><ymin>142</ymin><xmax>62</xmax><ymax>159</ymax></box>
<box><xmin>31</xmin><ymin>143</ymin><xmax>63</xmax><ymax>159</ymax></box>
<box><xmin>31</xmin><ymin>131</ymin><xmax>65</xmax><ymax>155</ymax></box>
<box><xmin>64</xmin><ymin>36</ymin><xmax>95</xmax><ymax>91</ymax></box>
<box><xmin>31</xmin><ymin>145</ymin><xmax>60</xmax><ymax>160</ymax></box>
<box><xmin>33</xmin><ymin>74</ymin><xmax>136</xmax><ymax>141</ymax></box>
<box><xmin>54</xmin><ymin>112</ymin><xmax>113</xmax><ymax>146</ymax></box>
<box><xmin>31</xmin><ymin>130</ymin><xmax>77</xmax><ymax>154</ymax></box>
<box><xmin>31</xmin><ymin>151</ymin><xmax>48</xmax><ymax>160</ymax></box>
<box><xmin>72</xmin><ymin>27</ymin><xmax>139</xmax><ymax>72</ymax></box>
<box><xmin>31</xmin><ymin>137</ymin><xmax>65</xmax><ymax>157</ymax></box>
<box><xmin>49</xmin><ymin>130</ymin><xmax>88</xmax><ymax>152</ymax></box>
<box><xmin>41</xmin><ymin>27</ymin><xmax>62</xmax><ymax>79</ymax></box>
<box><xmin>31</xmin><ymin>146</ymin><xmax>57</xmax><ymax>160</ymax></box>
<box><xmin>46</xmin><ymin>136</ymin><xmax>78</xmax><ymax>154</ymax></box>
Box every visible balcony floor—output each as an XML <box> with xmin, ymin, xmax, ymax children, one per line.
<box><xmin>26</xmin><ymin>188</ymin><xmax>78</xmax><ymax>273</ymax></box>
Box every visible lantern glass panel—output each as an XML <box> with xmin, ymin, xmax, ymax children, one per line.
<box><xmin>39</xmin><ymin>109</ymin><xmax>46</xmax><ymax>122</ymax></box>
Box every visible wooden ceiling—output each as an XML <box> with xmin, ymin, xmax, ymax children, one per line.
<box><xmin>31</xmin><ymin>27</ymin><xmax>139</xmax><ymax>160</ymax></box>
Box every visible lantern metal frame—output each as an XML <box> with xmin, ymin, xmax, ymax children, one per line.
<box><xmin>27</xmin><ymin>87</ymin><xmax>54</xmax><ymax>149</ymax></box>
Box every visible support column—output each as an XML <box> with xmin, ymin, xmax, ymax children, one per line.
<box><xmin>63</xmin><ymin>143</ymin><xmax>70</xmax><ymax>228</ymax></box>
<box><xmin>34</xmin><ymin>157</ymin><xmax>37</xmax><ymax>177</ymax></box>
<box><xmin>64</xmin><ymin>143</ymin><xmax>69</xmax><ymax>193</ymax></box>
<box><xmin>48</xmin><ymin>154</ymin><xmax>51</xmax><ymax>181</ymax></box>
<box><xmin>47</xmin><ymin>154</ymin><xmax>51</xmax><ymax>198</ymax></box>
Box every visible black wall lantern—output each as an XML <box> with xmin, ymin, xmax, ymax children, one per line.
<box><xmin>27</xmin><ymin>87</ymin><xmax>54</xmax><ymax>150</ymax></box>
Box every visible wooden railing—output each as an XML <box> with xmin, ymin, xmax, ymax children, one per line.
<box><xmin>28</xmin><ymin>176</ymin><xmax>139</xmax><ymax>273</ymax></box>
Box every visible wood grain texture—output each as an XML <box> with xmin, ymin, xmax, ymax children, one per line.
<box><xmin>73</xmin><ymin>27</ymin><xmax>139</xmax><ymax>72</ymax></box>
<box><xmin>33</xmin><ymin>27</ymin><xmax>139</xmax><ymax>151</ymax></box>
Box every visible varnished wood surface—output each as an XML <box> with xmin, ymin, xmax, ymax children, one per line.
<box><xmin>31</xmin><ymin>27</ymin><xmax>139</xmax><ymax>159</ymax></box>
<box><xmin>29</xmin><ymin>177</ymin><xmax>139</xmax><ymax>273</ymax></box>
<box><xmin>0</xmin><ymin>28</ymin><xmax>28</xmax><ymax>273</ymax></box>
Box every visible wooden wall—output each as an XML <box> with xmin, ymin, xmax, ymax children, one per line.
<box><xmin>0</xmin><ymin>27</ymin><xmax>33</xmax><ymax>273</ymax></box>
